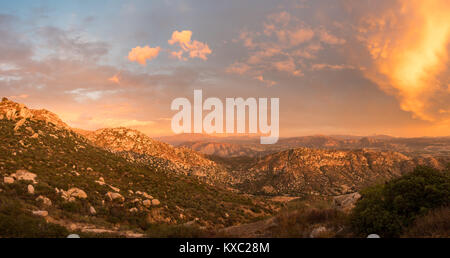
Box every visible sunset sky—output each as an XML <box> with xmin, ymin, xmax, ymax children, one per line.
<box><xmin>1</xmin><ymin>0</ymin><xmax>449</xmax><ymax>137</ymax></box>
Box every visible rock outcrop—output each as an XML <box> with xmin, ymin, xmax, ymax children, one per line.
<box><xmin>333</xmin><ymin>192</ymin><xmax>361</xmax><ymax>212</ymax></box>
<box><xmin>27</xmin><ymin>184</ymin><xmax>35</xmax><ymax>194</ymax></box>
<box><xmin>32</xmin><ymin>210</ymin><xmax>48</xmax><ymax>217</ymax></box>
<box><xmin>11</xmin><ymin>170</ymin><xmax>37</xmax><ymax>184</ymax></box>
<box><xmin>106</xmin><ymin>192</ymin><xmax>124</xmax><ymax>202</ymax></box>
<box><xmin>36</xmin><ymin>195</ymin><xmax>52</xmax><ymax>206</ymax></box>
<box><xmin>61</xmin><ymin>188</ymin><xmax>88</xmax><ymax>201</ymax></box>
<box><xmin>79</xmin><ymin>127</ymin><xmax>230</xmax><ymax>185</ymax></box>
<box><xmin>0</xmin><ymin>98</ymin><xmax>69</xmax><ymax>129</ymax></box>
<box><xmin>3</xmin><ymin>177</ymin><xmax>14</xmax><ymax>184</ymax></box>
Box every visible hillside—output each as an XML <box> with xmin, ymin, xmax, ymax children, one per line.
<box><xmin>79</xmin><ymin>128</ymin><xmax>231</xmax><ymax>185</ymax></box>
<box><xmin>0</xmin><ymin>98</ymin><xmax>275</xmax><ymax>237</ymax></box>
<box><xmin>231</xmin><ymin>148</ymin><xmax>443</xmax><ymax>196</ymax></box>
<box><xmin>180</xmin><ymin>141</ymin><xmax>263</xmax><ymax>158</ymax></box>
<box><xmin>171</xmin><ymin>134</ymin><xmax>450</xmax><ymax>160</ymax></box>
<box><xmin>0</xmin><ymin>97</ymin><xmax>447</xmax><ymax>238</ymax></box>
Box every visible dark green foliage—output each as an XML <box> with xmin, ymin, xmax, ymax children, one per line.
<box><xmin>0</xmin><ymin>196</ymin><xmax>68</xmax><ymax>238</ymax></box>
<box><xmin>350</xmin><ymin>166</ymin><xmax>450</xmax><ymax>237</ymax></box>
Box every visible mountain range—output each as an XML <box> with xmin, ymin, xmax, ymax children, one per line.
<box><xmin>0</xmin><ymin>97</ymin><xmax>448</xmax><ymax>237</ymax></box>
<box><xmin>161</xmin><ymin>133</ymin><xmax>450</xmax><ymax>160</ymax></box>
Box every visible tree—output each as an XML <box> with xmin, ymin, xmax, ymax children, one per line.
<box><xmin>350</xmin><ymin>166</ymin><xmax>450</xmax><ymax>237</ymax></box>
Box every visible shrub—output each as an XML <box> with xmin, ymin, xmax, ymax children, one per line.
<box><xmin>350</xmin><ymin>166</ymin><xmax>450</xmax><ymax>237</ymax></box>
<box><xmin>269</xmin><ymin>208</ymin><xmax>347</xmax><ymax>238</ymax></box>
<box><xmin>0</xmin><ymin>197</ymin><xmax>68</xmax><ymax>238</ymax></box>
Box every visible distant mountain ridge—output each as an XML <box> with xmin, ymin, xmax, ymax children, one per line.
<box><xmin>230</xmin><ymin>147</ymin><xmax>445</xmax><ymax>196</ymax></box>
<box><xmin>165</xmin><ymin>133</ymin><xmax>450</xmax><ymax>159</ymax></box>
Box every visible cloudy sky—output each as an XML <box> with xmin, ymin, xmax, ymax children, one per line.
<box><xmin>1</xmin><ymin>0</ymin><xmax>449</xmax><ymax>137</ymax></box>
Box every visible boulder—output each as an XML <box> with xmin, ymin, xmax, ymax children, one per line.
<box><xmin>3</xmin><ymin>177</ymin><xmax>14</xmax><ymax>184</ymax></box>
<box><xmin>32</xmin><ymin>210</ymin><xmax>48</xmax><ymax>217</ymax></box>
<box><xmin>129</xmin><ymin>207</ymin><xmax>138</xmax><ymax>213</ymax></box>
<box><xmin>108</xmin><ymin>185</ymin><xmax>120</xmax><ymax>192</ymax></box>
<box><xmin>89</xmin><ymin>206</ymin><xmax>96</xmax><ymax>215</ymax></box>
<box><xmin>151</xmin><ymin>199</ymin><xmax>160</xmax><ymax>206</ymax></box>
<box><xmin>310</xmin><ymin>226</ymin><xmax>328</xmax><ymax>238</ymax></box>
<box><xmin>142</xmin><ymin>192</ymin><xmax>153</xmax><ymax>199</ymax></box>
<box><xmin>61</xmin><ymin>188</ymin><xmax>88</xmax><ymax>201</ymax></box>
<box><xmin>333</xmin><ymin>192</ymin><xmax>361</xmax><ymax>212</ymax></box>
<box><xmin>14</xmin><ymin>118</ymin><xmax>26</xmax><ymax>131</ymax></box>
<box><xmin>36</xmin><ymin>195</ymin><xmax>52</xmax><ymax>206</ymax></box>
<box><xmin>106</xmin><ymin>192</ymin><xmax>124</xmax><ymax>202</ymax></box>
<box><xmin>11</xmin><ymin>170</ymin><xmax>37</xmax><ymax>183</ymax></box>
<box><xmin>27</xmin><ymin>184</ymin><xmax>35</xmax><ymax>194</ymax></box>
<box><xmin>95</xmin><ymin>179</ymin><xmax>105</xmax><ymax>186</ymax></box>
<box><xmin>67</xmin><ymin>188</ymin><xmax>88</xmax><ymax>199</ymax></box>
<box><xmin>143</xmin><ymin>199</ymin><xmax>152</xmax><ymax>207</ymax></box>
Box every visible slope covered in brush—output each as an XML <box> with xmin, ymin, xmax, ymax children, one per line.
<box><xmin>0</xmin><ymin>99</ymin><xmax>274</xmax><ymax>237</ymax></box>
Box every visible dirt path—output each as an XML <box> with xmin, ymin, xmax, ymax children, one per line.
<box><xmin>45</xmin><ymin>216</ymin><xmax>145</xmax><ymax>238</ymax></box>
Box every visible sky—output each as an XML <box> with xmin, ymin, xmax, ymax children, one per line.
<box><xmin>0</xmin><ymin>0</ymin><xmax>449</xmax><ymax>137</ymax></box>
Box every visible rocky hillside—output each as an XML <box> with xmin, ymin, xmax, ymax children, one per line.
<box><xmin>173</xmin><ymin>134</ymin><xmax>450</xmax><ymax>160</ymax></box>
<box><xmin>0</xmin><ymin>98</ymin><xmax>275</xmax><ymax>237</ymax></box>
<box><xmin>232</xmin><ymin>148</ymin><xmax>443</xmax><ymax>196</ymax></box>
<box><xmin>180</xmin><ymin>141</ymin><xmax>264</xmax><ymax>158</ymax></box>
<box><xmin>0</xmin><ymin>97</ymin><xmax>69</xmax><ymax>129</ymax></box>
<box><xmin>79</xmin><ymin>128</ymin><xmax>231</xmax><ymax>185</ymax></box>
<box><xmin>277</xmin><ymin>136</ymin><xmax>450</xmax><ymax>157</ymax></box>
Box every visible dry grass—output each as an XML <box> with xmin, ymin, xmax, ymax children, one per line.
<box><xmin>269</xmin><ymin>208</ymin><xmax>351</xmax><ymax>238</ymax></box>
<box><xmin>403</xmin><ymin>206</ymin><xmax>450</xmax><ymax>238</ymax></box>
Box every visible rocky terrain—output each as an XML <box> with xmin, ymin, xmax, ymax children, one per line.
<box><xmin>0</xmin><ymin>98</ymin><xmax>275</xmax><ymax>237</ymax></box>
<box><xmin>229</xmin><ymin>148</ymin><xmax>444</xmax><ymax>196</ymax></box>
<box><xmin>180</xmin><ymin>141</ymin><xmax>263</xmax><ymax>158</ymax></box>
<box><xmin>0</xmin><ymin>97</ymin><xmax>448</xmax><ymax>238</ymax></box>
<box><xmin>79</xmin><ymin>128</ymin><xmax>231</xmax><ymax>185</ymax></box>
<box><xmin>166</xmin><ymin>134</ymin><xmax>450</xmax><ymax>161</ymax></box>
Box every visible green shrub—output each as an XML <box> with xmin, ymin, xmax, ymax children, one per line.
<box><xmin>350</xmin><ymin>166</ymin><xmax>450</xmax><ymax>237</ymax></box>
<box><xmin>0</xmin><ymin>197</ymin><xmax>68</xmax><ymax>238</ymax></box>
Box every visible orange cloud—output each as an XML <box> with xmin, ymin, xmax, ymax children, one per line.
<box><xmin>170</xmin><ymin>50</ymin><xmax>185</xmax><ymax>61</ymax></box>
<box><xmin>273</xmin><ymin>59</ymin><xmax>303</xmax><ymax>76</ymax></box>
<box><xmin>226</xmin><ymin>62</ymin><xmax>251</xmax><ymax>75</ymax></box>
<box><xmin>108</xmin><ymin>74</ymin><xmax>120</xmax><ymax>84</ymax></box>
<box><xmin>254</xmin><ymin>75</ymin><xmax>276</xmax><ymax>87</ymax></box>
<box><xmin>312</xmin><ymin>63</ymin><xmax>357</xmax><ymax>71</ymax></box>
<box><xmin>359</xmin><ymin>0</ymin><xmax>450</xmax><ymax>122</ymax></box>
<box><xmin>319</xmin><ymin>30</ymin><xmax>346</xmax><ymax>45</ymax></box>
<box><xmin>128</xmin><ymin>45</ymin><xmax>161</xmax><ymax>65</ymax></box>
<box><xmin>288</xmin><ymin>28</ymin><xmax>315</xmax><ymax>46</ymax></box>
<box><xmin>168</xmin><ymin>30</ymin><xmax>212</xmax><ymax>60</ymax></box>
<box><xmin>227</xmin><ymin>10</ymin><xmax>346</xmax><ymax>83</ymax></box>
